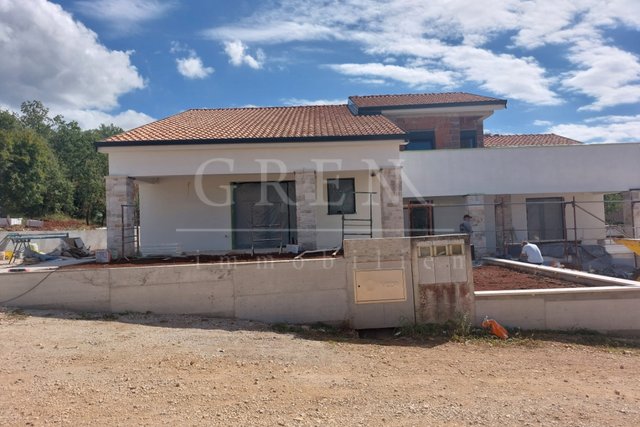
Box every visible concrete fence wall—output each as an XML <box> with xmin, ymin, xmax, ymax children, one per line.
<box><xmin>1</xmin><ymin>236</ymin><xmax>475</xmax><ymax>329</ymax></box>
<box><xmin>0</xmin><ymin>258</ymin><xmax>349</xmax><ymax>325</ymax></box>
<box><xmin>475</xmin><ymin>287</ymin><xmax>640</xmax><ymax>335</ymax></box>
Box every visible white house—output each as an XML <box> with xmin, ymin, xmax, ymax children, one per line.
<box><xmin>97</xmin><ymin>92</ymin><xmax>640</xmax><ymax>259</ymax></box>
<box><xmin>97</xmin><ymin>104</ymin><xmax>408</xmax><ymax>257</ymax></box>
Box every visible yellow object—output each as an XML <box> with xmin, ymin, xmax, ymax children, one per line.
<box><xmin>615</xmin><ymin>238</ymin><xmax>640</xmax><ymax>256</ymax></box>
<box><xmin>2</xmin><ymin>250</ymin><xmax>13</xmax><ymax>260</ymax></box>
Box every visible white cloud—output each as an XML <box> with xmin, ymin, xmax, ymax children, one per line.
<box><xmin>58</xmin><ymin>108</ymin><xmax>155</xmax><ymax>130</ymax></box>
<box><xmin>0</xmin><ymin>0</ymin><xmax>145</xmax><ymax>119</ymax></box>
<box><xmin>533</xmin><ymin>120</ymin><xmax>552</xmax><ymax>126</ymax></box>
<box><xmin>563</xmin><ymin>41</ymin><xmax>640</xmax><ymax>111</ymax></box>
<box><xmin>328</xmin><ymin>63</ymin><xmax>456</xmax><ymax>89</ymax></box>
<box><xmin>169</xmin><ymin>41</ymin><xmax>214</xmax><ymax>79</ymax></box>
<box><xmin>176</xmin><ymin>56</ymin><xmax>214</xmax><ymax>79</ymax></box>
<box><xmin>205</xmin><ymin>22</ymin><xmax>335</xmax><ymax>44</ymax></box>
<box><xmin>441</xmin><ymin>46</ymin><xmax>561</xmax><ymax>105</ymax></box>
<box><xmin>223</xmin><ymin>40</ymin><xmax>265</xmax><ymax>69</ymax></box>
<box><xmin>548</xmin><ymin>114</ymin><xmax>640</xmax><ymax>144</ymax></box>
<box><xmin>75</xmin><ymin>0</ymin><xmax>174</xmax><ymax>31</ymax></box>
<box><xmin>203</xmin><ymin>0</ymin><xmax>640</xmax><ymax>110</ymax></box>
<box><xmin>281</xmin><ymin>98</ymin><xmax>345</xmax><ymax>106</ymax></box>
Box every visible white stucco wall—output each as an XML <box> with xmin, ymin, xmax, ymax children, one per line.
<box><xmin>138</xmin><ymin>170</ymin><xmax>384</xmax><ymax>253</ymax></box>
<box><xmin>101</xmin><ymin>140</ymin><xmax>402</xmax><ymax>177</ymax></box>
<box><xmin>139</xmin><ymin>175</ymin><xmax>236</xmax><ymax>252</ymax></box>
<box><xmin>401</xmin><ymin>143</ymin><xmax>640</xmax><ymax>198</ymax></box>
<box><xmin>316</xmin><ymin>170</ymin><xmax>383</xmax><ymax>249</ymax></box>
<box><xmin>106</xmin><ymin>140</ymin><xmax>401</xmax><ymax>253</ymax></box>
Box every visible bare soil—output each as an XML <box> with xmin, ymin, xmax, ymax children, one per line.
<box><xmin>1</xmin><ymin>309</ymin><xmax>638</xmax><ymax>426</ymax></box>
<box><xmin>473</xmin><ymin>265</ymin><xmax>586</xmax><ymax>291</ymax></box>
<box><xmin>61</xmin><ymin>251</ymin><xmax>337</xmax><ymax>269</ymax></box>
<box><xmin>1</xmin><ymin>218</ymin><xmax>95</xmax><ymax>232</ymax></box>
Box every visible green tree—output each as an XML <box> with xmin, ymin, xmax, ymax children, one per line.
<box><xmin>49</xmin><ymin>120</ymin><xmax>121</xmax><ymax>224</ymax></box>
<box><xmin>1</xmin><ymin>101</ymin><xmax>123</xmax><ymax>223</ymax></box>
<box><xmin>604</xmin><ymin>193</ymin><xmax>624</xmax><ymax>225</ymax></box>
<box><xmin>0</xmin><ymin>109</ymin><xmax>20</xmax><ymax>131</ymax></box>
<box><xmin>19</xmin><ymin>100</ymin><xmax>59</xmax><ymax>139</ymax></box>
<box><xmin>0</xmin><ymin>127</ymin><xmax>72</xmax><ymax>216</ymax></box>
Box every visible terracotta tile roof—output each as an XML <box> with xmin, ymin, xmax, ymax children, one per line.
<box><xmin>99</xmin><ymin>105</ymin><xmax>405</xmax><ymax>145</ymax></box>
<box><xmin>484</xmin><ymin>134</ymin><xmax>582</xmax><ymax>148</ymax></box>
<box><xmin>349</xmin><ymin>92</ymin><xmax>506</xmax><ymax>110</ymax></box>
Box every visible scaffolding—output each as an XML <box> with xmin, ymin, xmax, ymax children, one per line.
<box><xmin>341</xmin><ymin>191</ymin><xmax>375</xmax><ymax>241</ymax></box>
<box><xmin>403</xmin><ymin>197</ymin><xmax>637</xmax><ymax>270</ymax></box>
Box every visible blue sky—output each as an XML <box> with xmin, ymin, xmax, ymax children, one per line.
<box><xmin>1</xmin><ymin>0</ymin><xmax>639</xmax><ymax>143</ymax></box>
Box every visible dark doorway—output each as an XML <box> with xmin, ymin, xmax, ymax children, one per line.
<box><xmin>408</xmin><ymin>202</ymin><xmax>433</xmax><ymax>236</ymax></box>
<box><xmin>232</xmin><ymin>181</ymin><xmax>297</xmax><ymax>249</ymax></box>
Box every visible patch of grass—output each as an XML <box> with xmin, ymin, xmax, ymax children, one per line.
<box><xmin>395</xmin><ymin>312</ymin><xmax>479</xmax><ymax>342</ymax></box>
<box><xmin>5</xmin><ymin>308</ymin><xmax>28</xmax><ymax>319</ymax></box>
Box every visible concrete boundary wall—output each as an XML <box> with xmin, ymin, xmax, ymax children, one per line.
<box><xmin>475</xmin><ymin>287</ymin><xmax>640</xmax><ymax>335</ymax></box>
<box><xmin>0</xmin><ymin>258</ymin><xmax>349</xmax><ymax>325</ymax></box>
<box><xmin>1</xmin><ymin>236</ymin><xmax>477</xmax><ymax>329</ymax></box>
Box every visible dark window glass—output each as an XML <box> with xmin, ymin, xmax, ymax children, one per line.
<box><xmin>460</xmin><ymin>130</ymin><xmax>477</xmax><ymax>148</ymax></box>
<box><xmin>404</xmin><ymin>131</ymin><xmax>435</xmax><ymax>150</ymax></box>
<box><xmin>327</xmin><ymin>178</ymin><xmax>356</xmax><ymax>215</ymax></box>
<box><xmin>526</xmin><ymin>197</ymin><xmax>565</xmax><ymax>241</ymax></box>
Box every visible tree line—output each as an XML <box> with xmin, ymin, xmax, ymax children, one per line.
<box><xmin>0</xmin><ymin>101</ymin><xmax>122</xmax><ymax>224</ymax></box>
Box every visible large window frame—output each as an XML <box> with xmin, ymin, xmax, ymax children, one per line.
<box><xmin>327</xmin><ymin>178</ymin><xmax>356</xmax><ymax>215</ymax></box>
<box><xmin>403</xmin><ymin>131</ymin><xmax>435</xmax><ymax>151</ymax></box>
<box><xmin>460</xmin><ymin>130</ymin><xmax>478</xmax><ymax>148</ymax></box>
<box><xmin>526</xmin><ymin>197</ymin><xmax>566</xmax><ymax>241</ymax></box>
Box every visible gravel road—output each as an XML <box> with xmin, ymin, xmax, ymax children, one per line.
<box><xmin>1</xmin><ymin>309</ymin><xmax>638</xmax><ymax>426</ymax></box>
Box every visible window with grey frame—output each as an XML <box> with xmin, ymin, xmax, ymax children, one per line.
<box><xmin>460</xmin><ymin>130</ymin><xmax>477</xmax><ymax>148</ymax></box>
<box><xmin>526</xmin><ymin>197</ymin><xmax>565</xmax><ymax>241</ymax></box>
<box><xmin>403</xmin><ymin>130</ymin><xmax>435</xmax><ymax>150</ymax></box>
<box><xmin>327</xmin><ymin>178</ymin><xmax>356</xmax><ymax>215</ymax></box>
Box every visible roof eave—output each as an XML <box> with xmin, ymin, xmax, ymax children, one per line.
<box><xmin>95</xmin><ymin>133</ymin><xmax>407</xmax><ymax>149</ymax></box>
<box><xmin>352</xmin><ymin>99</ymin><xmax>508</xmax><ymax>115</ymax></box>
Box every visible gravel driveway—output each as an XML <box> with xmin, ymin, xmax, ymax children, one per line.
<box><xmin>1</xmin><ymin>309</ymin><xmax>638</xmax><ymax>426</ymax></box>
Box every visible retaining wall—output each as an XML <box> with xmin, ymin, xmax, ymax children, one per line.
<box><xmin>476</xmin><ymin>287</ymin><xmax>640</xmax><ymax>335</ymax></box>
<box><xmin>484</xmin><ymin>257</ymin><xmax>640</xmax><ymax>287</ymax></box>
<box><xmin>1</xmin><ymin>236</ymin><xmax>476</xmax><ymax>328</ymax></box>
<box><xmin>0</xmin><ymin>257</ymin><xmax>349</xmax><ymax>325</ymax></box>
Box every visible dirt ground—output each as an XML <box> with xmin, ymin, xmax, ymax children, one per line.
<box><xmin>1</xmin><ymin>218</ymin><xmax>96</xmax><ymax>232</ymax></box>
<box><xmin>1</xmin><ymin>309</ymin><xmax>638</xmax><ymax>426</ymax></box>
<box><xmin>473</xmin><ymin>265</ymin><xmax>586</xmax><ymax>291</ymax></box>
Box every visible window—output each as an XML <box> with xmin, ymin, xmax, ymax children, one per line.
<box><xmin>460</xmin><ymin>130</ymin><xmax>477</xmax><ymax>148</ymax></box>
<box><xmin>526</xmin><ymin>197</ymin><xmax>565</xmax><ymax>241</ymax></box>
<box><xmin>403</xmin><ymin>131</ymin><xmax>435</xmax><ymax>150</ymax></box>
<box><xmin>327</xmin><ymin>178</ymin><xmax>356</xmax><ymax>215</ymax></box>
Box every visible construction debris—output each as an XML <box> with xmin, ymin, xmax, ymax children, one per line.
<box><xmin>0</xmin><ymin>233</ymin><xmax>95</xmax><ymax>271</ymax></box>
<box><xmin>481</xmin><ymin>317</ymin><xmax>509</xmax><ymax>340</ymax></box>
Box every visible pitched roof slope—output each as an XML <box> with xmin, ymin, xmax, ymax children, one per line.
<box><xmin>484</xmin><ymin>134</ymin><xmax>582</xmax><ymax>148</ymax></box>
<box><xmin>349</xmin><ymin>92</ymin><xmax>506</xmax><ymax>109</ymax></box>
<box><xmin>100</xmin><ymin>105</ymin><xmax>405</xmax><ymax>145</ymax></box>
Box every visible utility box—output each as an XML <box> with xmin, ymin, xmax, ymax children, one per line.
<box><xmin>411</xmin><ymin>235</ymin><xmax>474</xmax><ymax>324</ymax></box>
<box><xmin>354</xmin><ymin>268</ymin><xmax>406</xmax><ymax>304</ymax></box>
<box><xmin>344</xmin><ymin>235</ymin><xmax>474</xmax><ymax>329</ymax></box>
